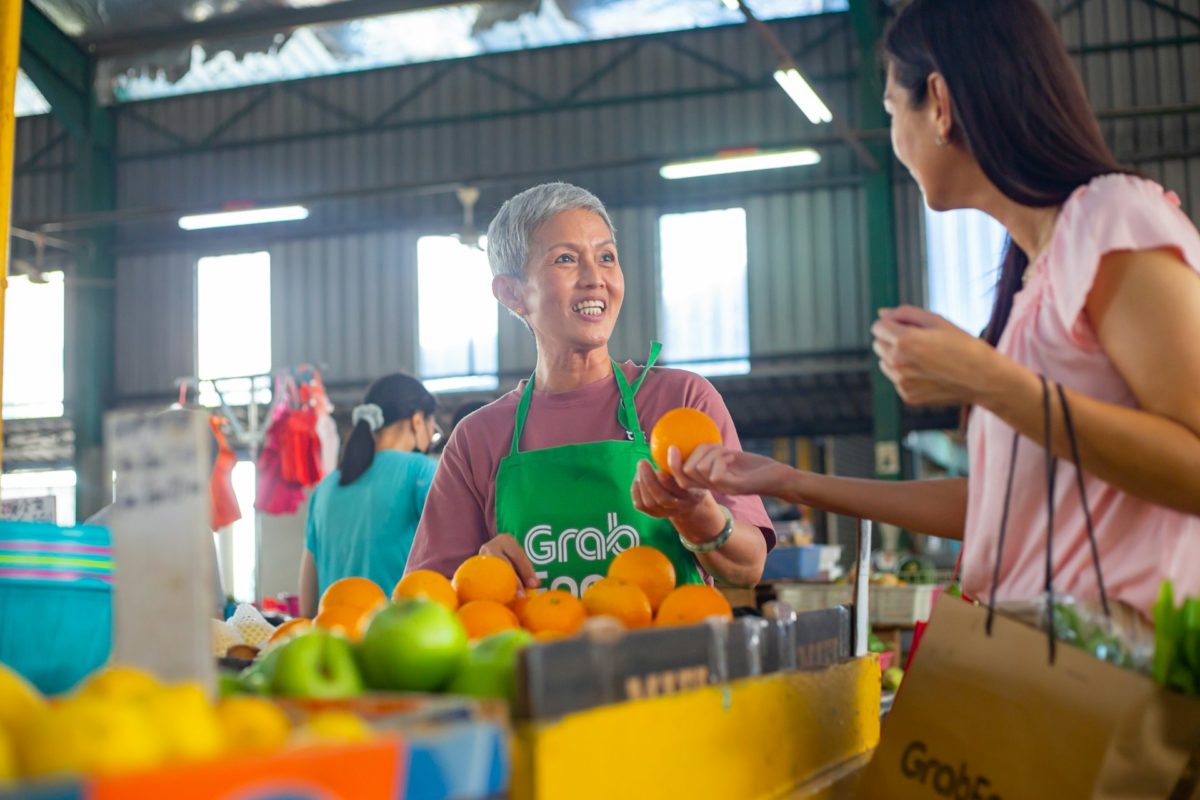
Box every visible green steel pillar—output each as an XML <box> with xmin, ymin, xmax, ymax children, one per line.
<box><xmin>20</xmin><ymin>0</ymin><xmax>116</xmax><ymax>518</ymax></box>
<box><xmin>849</xmin><ymin>0</ymin><xmax>903</xmax><ymax>480</ymax></box>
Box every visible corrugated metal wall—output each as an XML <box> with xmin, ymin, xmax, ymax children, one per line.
<box><xmin>114</xmin><ymin>249</ymin><xmax>199</xmax><ymax>397</ymax></box>
<box><xmin>270</xmin><ymin>231</ymin><xmax>419</xmax><ymax>383</ymax></box>
<box><xmin>99</xmin><ymin>14</ymin><xmax>875</xmax><ymax>399</ymax></box>
<box><xmin>12</xmin><ymin>114</ymin><xmax>74</xmax><ymax>223</ymax></box>
<box><xmin>10</xmin><ymin>1</ymin><xmax>1200</xmax><ymax>403</ymax></box>
<box><xmin>1058</xmin><ymin>0</ymin><xmax>1200</xmax><ymax>206</ymax></box>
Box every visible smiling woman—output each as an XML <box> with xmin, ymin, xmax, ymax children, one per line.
<box><xmin>406</xmin><ymin>183</ymin><xmax>774</xmax><ymax>597</ymax></box>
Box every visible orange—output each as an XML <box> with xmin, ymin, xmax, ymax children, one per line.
<box><xmin>519</xmin><ymin>590</ymin><xmax>586</xmax><ymax>636</ymax></box>
<box><xmin>654</xmin><ymin>585</ymin><xmax>733</xmax><ymax>627</ymax></box>
<box><xmin>319</xmin><ymin>577</ymin><xmax>387</xmax><ymax>614</ymax></box>
<box><xmin>582</xmin><ymin>578</ymin><xmax>653</xmax><ymax>629</ymax></box>
<box><xmin>457</xmin><ymin>601</ymin><xmax>520</xmax><ymax>640</ymax></box>
<box><xmin>533</xmin><ymin>630</ymin><xmax>567</xmax><ymax>642</ymax></box>
<box><xmin>313</xmin><ymin>605</ymin><xmax>373</xmax><ymax>641</ymax></box>
<box><xmin>608</xmin><ymin>546</ymin><xmax>677</xmax><ymax>612</ymax></box>
<box><xmin>392</xmin><ymin>570</ymin><xmax>459</xmax><ymax>611</ymax></box>
<box><xmin>267</xmin><ymin>617</ymin><xmax>313</xmax><ymax>646</ymax></box>
<box><xmin>649</xmin><ymin>407</ymin><xmax>722</xmax><ymax>476</ymax></box>
<box><xmin>509</xmin><ymin>591</ymin><xmax>538</xmax><ymax>621</ymax></box>
<box><xmin>452</xmin><ymin>555</ymin><xmax>520</xmax><ymax>606</ymax></box>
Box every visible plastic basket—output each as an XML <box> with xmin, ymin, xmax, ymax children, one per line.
<box><xmin>0</xmin><ymin>521</ymin><xmax>113</xmax><ymax>694</ymax></box>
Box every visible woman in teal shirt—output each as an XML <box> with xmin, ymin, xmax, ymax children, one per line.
<box><xmin>299</xmin><ymin>373</ymin><xmax>440</xmax><ymax>615</ymax></box>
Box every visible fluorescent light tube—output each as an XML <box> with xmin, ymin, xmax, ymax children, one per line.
<box><xmin>773</xmin><ymin>67</ymin><xmax>833</xmax><ymax>124</ymax></box>
<box><xmin>721</xmin><ymin>0</ymin><xmax>740</xmax><ymax>9</ymax></box>
<box><xmin>660</xmin><ymin>149</ymin><xmax>821</xmax><ymax>180</ymax></box>
<box><xmin>179</xmin><ymin>205</ymin><xmax>309</xmax><ymax>230</ymax></box>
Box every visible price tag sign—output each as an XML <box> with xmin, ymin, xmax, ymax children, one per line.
<box><xmin>106</xmin><ymin>409</ymin><xmax>215</xmax><ymax>689</ymax></box>
<box><xmin>0</xmin><ymin>495</ymin><xmax>57</xmax><ymax>522</ymax></box>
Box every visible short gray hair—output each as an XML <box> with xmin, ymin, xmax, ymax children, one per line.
<box><xmin>486</xmin><ymin>182</ymin><xmax>616</xmax><ymax>279</ymax></box>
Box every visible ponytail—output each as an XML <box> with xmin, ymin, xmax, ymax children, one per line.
<box><xmin>337</xmin><ymin>373</ymin><xmax>436</xmax><ymax>486</ymax></box>
<box><xmin>338</xmin><ymin>420</ymin><xmax>378</xmax><ymax>486</ymax></box>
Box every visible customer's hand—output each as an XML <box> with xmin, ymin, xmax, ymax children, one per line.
<box><xmin>672</xmin><ymin>444</ymin><xmax>788</xmax><ymax>498</ymax></box>
<box><xmin>479</xmin><ymin>533</ymin><xmax>540</xmax><ymax>591</ymax></box>
<box><xmin>871</xmin><ymin>306</ymin><xmax>1007</xmax><ymax>406</ymax></box>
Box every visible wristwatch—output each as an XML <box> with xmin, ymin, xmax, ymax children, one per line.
<box><xmin>679</xmin><ymin>504</ymin><xmax>734</xmax><ymax>554</ymax></box>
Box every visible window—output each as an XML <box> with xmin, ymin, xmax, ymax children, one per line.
<box><xmin>2</xmin><ymin>271</ymin><xmax>65</xmax><ymax>419</ymax></box>
<box><xmin>924</xmin><ymin>208</ymin><xmax>1008</xmax><ymax>335</ymax></box>
<box><xmin>15</xmin><ymin>69</ymin><xmax>51</xmax><ymax>117</ymax></box>
<box><xmin>211</xmin><ymin>460</ymin><xmax>258</xmax><ymax>603</ymax></box>
<box><xmin>196</xmin><ymin>252</ymin><xmax>272</xmax><ymax>406</ymax></box>
<box><xmin>228</xmin><ymin>461</ymin><xmax>257</xmax><ymax>602</ymax></box>
<box><xmin>0</xmin><ymin>470</ymin><xmax>77</xmax><ymax>525</ymax></box>
<box><xmin>658</xmin><ymin>208</ymin><xmax>750</xmax><ymax>376</ymax></box>
<box><xmin>417</xmin><ymin>236</ymin><xmax>498</xmax><ymax>392</ymax></box>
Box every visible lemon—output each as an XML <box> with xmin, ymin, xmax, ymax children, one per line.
<box><xmin>294</xmin><ymin>711</ymin><xmax>372</xmax><ymax>746</ymax></box>
<box><xmin>0</xmin><ymin>662</ymin><xmax>47</xmax><ymax>738</ymax></box>
<box><xmin>78</xmin><ymin>664</ymin><xmax>162</xmax><ymax>704</ymax></box>
<box><xmin>142</xmin><ymin>682</ymin><xmax>225</xmax><ymax>763</ymax></box>
<box><xmin>0</xmin><ymin>729</ymin><xmax>16</xmax><ymax>784</ymax></box>
<box><xmin>21</xmin><ymin>696</ymin><xmax>164</xmax><ymax>778</ymax></box>
<box><xmin>215</xmin><ymin>696</ymin><xmax>291</xmax><ymax>755</ymax></box>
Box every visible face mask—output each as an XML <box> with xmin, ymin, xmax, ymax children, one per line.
<box><xmin>412</xmin><ymin>416</ymin><xmax>441</xmax><ymax>455</ymax></box>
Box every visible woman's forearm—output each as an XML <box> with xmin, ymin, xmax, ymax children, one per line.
<box><xmin>771</xmin><ymin>469</ymin><xmax>968</xmax><ymax>540</ymax></box>
<box><xmin>984</xmin><ymin>365</ymin><xmax>1200</xmax><ymax>515</ymax></box>
<box><xmin>299</xmin><ymin>550</ymin><xmax>319</xmax><ymax>618</ymax></box>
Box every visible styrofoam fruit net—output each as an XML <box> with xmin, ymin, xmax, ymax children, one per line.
<box><xmin>229</xmin><ymin>603</ymin><xmax>275</xmax><ymax>647</ymax></box>
<box><xmin>211</xmin><ymin>618</ymin><xmax>242</xmax><ymax>657</ymax></box>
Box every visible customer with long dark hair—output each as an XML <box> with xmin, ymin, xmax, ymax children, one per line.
<box><xmin>670</xmin><ymin>0</ymin><xmax>1200</xmax><ymax>618</ymax></box>
<box><xmin>299</xmin><ymin>374</ymin><xmax>440</xmax><ymax>615</ymax></box>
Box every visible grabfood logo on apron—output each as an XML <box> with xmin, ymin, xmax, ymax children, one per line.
<box><xmin>523</xmin><ymin>512</ymin><xmax>640</xmax><ymax>596</ymax></box>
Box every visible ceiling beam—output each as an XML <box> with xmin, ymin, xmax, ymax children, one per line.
<box><xmin>19</xmin><ymin>0</ymin><xmax>91</xmax><ymax>138</ymax></box>
<box><xmin>87</xmin><ymin>0</ymin><xmax>474</xmax><ymax>58</ymax></box>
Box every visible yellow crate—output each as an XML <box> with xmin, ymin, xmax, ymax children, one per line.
<box><xmin>512</xmin><ymin>657</ymin><xmax>881</xmax><ymax>800</ymax></box>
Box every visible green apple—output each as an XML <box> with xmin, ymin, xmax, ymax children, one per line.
<box><xmin>270</xmin><ymin>630</ymin><xmax>364</xmax><ymax>699</ymax></box>
<box><xmin>237</xmin><ymin>644</ymin><xmax>284</xmax><ymax>696</ymax></box>
<box><xmin>882</xmin><ymin>666</ymin><xmax>904</xmax><ymax>693</ymax></box>
<box><xmin>447</xmin><ymin>628</ymin><xmax>534</xmax><ymax>703</ymax></box>
<box><xmin>358</xmin><ymin>599</ymin><xmax>468</xmax><ymax>692</ymax></box>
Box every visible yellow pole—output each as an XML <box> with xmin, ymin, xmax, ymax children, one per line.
<box><xmin>0</xmin><ymin>0</ymin><xmax>21</xmax><ymax>472</ymax></box>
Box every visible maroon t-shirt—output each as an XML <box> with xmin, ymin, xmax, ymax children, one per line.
<box><xmin>407</xmin><ymin>362</ymin><xmax>774</xmax><ymax>577</ymax></box>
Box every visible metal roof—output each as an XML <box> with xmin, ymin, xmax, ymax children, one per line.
<box><xmin>29</xmin><ymin>0</ymin><xmax>845</xmax><ymax>103</ymax></box>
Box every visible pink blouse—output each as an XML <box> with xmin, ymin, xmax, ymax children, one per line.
<box><xmin>963</xmin><ymin>174</ymin><xmax>1200</xmax><ymax>617</ymax></box>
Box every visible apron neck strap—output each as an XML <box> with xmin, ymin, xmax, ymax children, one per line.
<box><xmin>615</xmin><ymin>341</ymin><xmax>661</xmax><ymax>444</ymax></box>
<box><xmin>510</xmin><ymin>372</ymin><xmax>537</xmax><ymax>457</ymax></box>
<box><xmin>509</xmin><ymin>343</ymin><xmax>662</xmax><ymax>456</ymax></box>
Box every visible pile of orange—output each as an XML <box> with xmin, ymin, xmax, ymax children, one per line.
<box><xmin>390</xmin><ymin>547</ymin><xmax>733</xmax><ymax>642</ymax></box>
<box><xmin>274</xmin><ymin>542</ymin><xmax>734</xmax><ymax>647</ymax></box>
<box><xmin>311</xmin><ymin>577</ymin><xmax>387</xmax><ymax>641</ymax></box>
<box><xmin>604</xmin><ymin>547</ymin><xmax>733</xmax><ymax>627</ymax></box>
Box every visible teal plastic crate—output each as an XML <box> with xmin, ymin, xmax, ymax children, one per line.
<box><xmin>0</xmin><ymin>521</ymin><xmax>112</xmax><ymax>695</ymax></box>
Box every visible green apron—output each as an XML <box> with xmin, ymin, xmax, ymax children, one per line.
<box><xmin>494</xmin><ymin>344</ymin><xmax>704</xmax><ymax>597</ymax></box>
